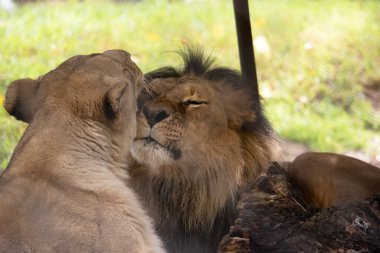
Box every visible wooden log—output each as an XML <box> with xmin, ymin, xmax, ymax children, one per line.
<box><xmin>219</xmin><ymin>163</ymin><xmax>380</xmax><ymax>252</ymax></box>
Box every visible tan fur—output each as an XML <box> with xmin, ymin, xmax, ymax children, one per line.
<box><xmin>0</xmin><ymin>50</ymin><xmax>165</xmax><ymax>253</ymax></box>
<box><xmin>287</xmin><ymin>152</ymin><xmax>380</xmax><ymax>209</ymax></box>
<box><xmin>128</xmin><ymin>66</ymin><xmax>278</xmax><ymax>252</ymax></box>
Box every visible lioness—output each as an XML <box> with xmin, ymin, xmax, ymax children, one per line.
<box><xmin>0</xmin><ymin>50</ymin><xmax>165</xmax><ymax>253</ymax></box>
<box><xmin>287</xmin><ymin>152</ymin><xmax>380</xmax><ymax>209</ymax></box>
<box><xmin>127</xmin><ymin>48</ymin><xmax>279</xmax><ymax>253</ymax></box>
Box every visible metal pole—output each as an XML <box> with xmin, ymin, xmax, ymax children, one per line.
<box><xmin>232</xmin><ymin>0</ymin><xmax>260</xmax><ymax>106</ymax></box>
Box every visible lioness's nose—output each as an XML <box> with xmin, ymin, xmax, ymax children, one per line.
<box><xmin>143</xmin><ymin>106</ymin><xmax>170</xmax><ymax>128</ymax></box>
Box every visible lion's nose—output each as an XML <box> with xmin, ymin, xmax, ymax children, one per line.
<box><xmin>143</xmin><ymin>106</ymin><xmax>170</xmax><ymax>128</ymax></box>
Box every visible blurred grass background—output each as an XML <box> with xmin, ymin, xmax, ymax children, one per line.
<box><xmin>0</xmin><ymin>0</ymin><xmax>379</xmax><ymax>170</ymax></box>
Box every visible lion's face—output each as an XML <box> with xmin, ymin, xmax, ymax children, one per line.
<box><xmin>131</xmin><ymin>75</ymin><xmax>257</xmax><ymax>179</ymax></box>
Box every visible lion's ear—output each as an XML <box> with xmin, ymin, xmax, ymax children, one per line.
<box><xmin>4</xmin><ymin>78</ymin><xmax>39</xmax><ymax>123</ymax></box>
<box><xmin>227</xmin><ymin>109</ymin><xmax>257</xmax><ymax>131</ymax></box>
<box><xmin>103</xmin><ymin>81</ymin><xmax>128</xmax><ymax>120</ymax></box>
<box><xmin>222</xmin><ymin>87</ymin><xmax>258</xmax><ymax>131</ymax></box>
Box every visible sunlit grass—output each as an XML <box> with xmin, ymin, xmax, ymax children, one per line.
<box><xmin>0</xmin><ymin>0</ymin><xmax>379</xmax><ymax>170</ymax></box>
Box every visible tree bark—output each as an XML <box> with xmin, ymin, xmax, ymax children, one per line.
<box><xmin>219</xmin><ymin>163</ymin><xmax>380</xmax><ymax>252</ymax></box>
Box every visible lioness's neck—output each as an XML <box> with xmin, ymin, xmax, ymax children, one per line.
<box><xmin>7</xmin><ymin>117</ymin><xmax>127</xmax><ymax>185</ymax></box>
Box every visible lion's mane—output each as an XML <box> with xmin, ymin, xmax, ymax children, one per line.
<box><xmin>128</xmin><ymin>47</ymin><xmax>278</xmax><ymax>252</ymax></box>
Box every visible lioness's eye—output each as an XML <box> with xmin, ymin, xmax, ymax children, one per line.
<box><xmin>183</xmin><ymin>100</ymin><xmax>208</xmax><ymax>107</ymax></box>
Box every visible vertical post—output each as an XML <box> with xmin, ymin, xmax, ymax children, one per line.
<box><xmin>233</xmin><ymin>0</ymin><xmax>260</xmax><ymax>107</ymax></box>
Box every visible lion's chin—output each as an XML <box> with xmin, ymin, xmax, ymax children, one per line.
<box><xmin>131</xmin><ymin>139</ymin><xmax>175</xmax><ymax>171</ymax></box>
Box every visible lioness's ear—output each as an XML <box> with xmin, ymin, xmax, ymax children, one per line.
<box><xmin>104</xmin><ymin>82</ymin><xmax>128</xmax><ymax>120</ymax></box>
<box><xmin>4</xmin><ymin>78</ymin><xmax>39</xmax><ymax>123</ymax></box>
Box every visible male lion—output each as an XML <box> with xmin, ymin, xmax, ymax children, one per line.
<box><xmin>287</xmin><ymin>152</ymin><xmax>380</xmax><ymax>209</ymax></box>
<box><xmin>0</xmin><ymin>50</ymin><xmax>165</xmax><ymax>253</ymax></box>
<box><xmin>127</xmin><ymin>48</ymin><xmax>279</xmax><ymax>253</ymax></box>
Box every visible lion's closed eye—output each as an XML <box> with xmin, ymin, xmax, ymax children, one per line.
<box><xmin>183</xmin><ymin>100</ymin><xmax>207</xmax><ymax>108</ymax></box>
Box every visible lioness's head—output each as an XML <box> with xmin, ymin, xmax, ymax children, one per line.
<box><xmin>5</xmin><ymin>50</ymin><xmax>143</xmax><ymax>163</ymax></box>
<box><xmin>130</xmin><ymin>48</ymin><xmax>278</xmax><ymax>230</ymax></box>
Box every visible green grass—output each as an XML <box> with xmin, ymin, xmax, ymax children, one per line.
<box><xmin>0</xmin><ymin>0</ymin><xmax>379</xmax><ymax>170</ymax></box>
